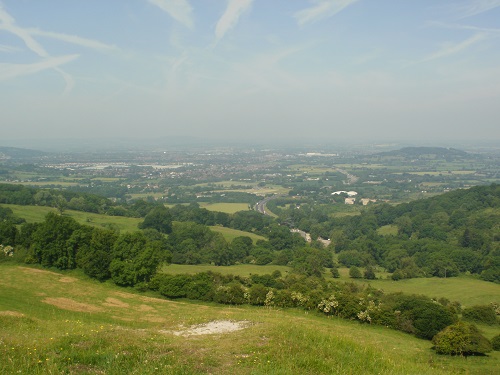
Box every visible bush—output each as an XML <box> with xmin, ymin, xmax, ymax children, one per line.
<box><xmin>462</xmin><ymin>305</ymin><xmax>498</xmax><ymax>325</ymax></box>
<box><xmin>330</xmin><ymin>267</ymin><xmax>340</xmax><ymax>278</ymax></box>
<box><xmin>392</xmin><ymin>294</ymin><xmax>456</xmax><ymax>339</ymax></box>
<box><xmin>364</xmin><ymin>266</ymin><xmax>376</xmax><ymax>280</ymax></box>
<box><xmin>349</xmin><ymin>266</ymin><xmax>362</xmax><ymax>279</ymax></box>
<box><xmin>492</xmin><ymin>334</ymin><xmax>500</xmax><ymax>351</ymax></box>
<box><xmin>432</xmin><ymin>321</ymin><xmax>492</xmax><ymax>356</ymax></box>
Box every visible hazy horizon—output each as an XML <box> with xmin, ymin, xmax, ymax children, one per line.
<box><xmin>1</xmin><ymin>1</ymin><xmax>500</xmax><ymax>143</ymax></box>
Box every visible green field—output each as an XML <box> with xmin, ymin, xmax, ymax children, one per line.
<box><xmin>162</xmin><ymin>263</ymin><xmax>290</xmax><ymax>276</ymax></box>
<box><xmin>2</xmin><ymin>204</ymin><xmax>264</xmax><ymax>240</ymax></box>
<box><xmin>3</xmin><ymin>204</ymin><xmax>142</xmax><ymax>233</ymax></box>
<box><xmin>199</xmin><ymin>202</ymin><xmax>250</xmax><ymax>214</ymax></box>
<box><xmin>162</xmin><ymin>264</ymin><xmax>500</xmax><ymax>308</ymax></box>
<box><xmin>363</xmin><ymin>276</ymin><xmax>500</xmax><ymax>307</ymax></box>
<box><xmin>209</xmin><ymin>226</ymin><xmax>266</xmax><ymax>243</ymax></box>
<box><xmin>377</xmin><ymin>224</ymin><xmax>398</xmax><ymax>236</ymax></box>
<box><xmin>1</xmin><ymin>263</ymin><xmax>498</xmax><ymax>374</ymax></box>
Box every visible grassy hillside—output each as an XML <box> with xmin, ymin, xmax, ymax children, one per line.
<box><xmin>1</xmin><ymin>263</ymin><xmax>498</xmax><ymax>374</ymax></box>
<box><xmin>2</xmin><ymin>204</ymin><xmax>263</xmax><ymax>242</ymax></box>
<box><xmin>209</xmin><ymin>226</ymin><xmax>266</xmax><ymax>243</ymax></box>
<box><xmin>161</xmin><ymin>264</ymin><xmax>500</xmax><ymax>307</ymax></box>
<box><xmin>2</xmin><ymin>203</ymin><xmax>142</xmax><ymax>233</ymax></box>
<box><xmin>162</xmin><ymin>263</ymin><xmax>291</xmax><ymax>276</ymax></box>
<box><xmin>199</xmin><ymin>203</ymin><xmax>250</xmax><ymax>214</ymax></box>
<box><xmin>332</xmin><ymin>268</ymin><xmax>500</xmax><ymax>307</ymax></box>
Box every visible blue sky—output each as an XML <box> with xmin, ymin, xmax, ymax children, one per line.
<box><xmin>1</xmin><ymin>0</ymin><xmax>500</xmax><ymax>144</ymax></box>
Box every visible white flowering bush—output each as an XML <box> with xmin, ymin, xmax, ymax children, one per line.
<box><xmin>264</xmin><ymin>290</ymin><xmax>275</xmax><ymax>307</ymax></box>
<box><xmin>317</xmin><ymin>294</ymin><xmax>339</xmax><ymax>315</ymax></box>
<box><xmin>291</xmin><ymin>291</ymin><xmax>309</xmax><ymax>307</ymax></box>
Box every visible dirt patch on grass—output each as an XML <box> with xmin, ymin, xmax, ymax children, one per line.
<box><xmin>163</xmin><ymin>320</ymin><xmax>252</xmax><ymax>337</ymax></box>
<box><xmin>59</xmin><ymin>276</ymin><xmax>77</xmax><ymax>283</ymax></box>
<box><xmin>113</xmin><ymin>291</ymin><xmax>136</xmax><ymax>299</ymax></box>
<box><xmin>0</xmin><ymin>310</ymin><xmax>25</xmax><ymax>317</ymax></box>
<box><xmin>137</xmin><ymin>304</ymin><xmax>155</xmax><ymax>312</ymax></box>
<box><xmin>43</xmin><ymin>298</ymin><xmax>104</xmax><ymax>313</ymax></box>
<box><xmin>141</xmin><ymin>315</ymin><xmax>166</xmax><ymax>323</ymax></box>
<box><xmin>103</xmin><ymin>297</ymin><xmax>129</xmax><ymax>308</ymax></box>
<box><xmin>19</xmin><ymin>266</ymin><xmax>60</xmax><ymax>276</ymax></box>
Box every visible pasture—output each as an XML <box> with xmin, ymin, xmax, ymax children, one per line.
<box><xmin>209</xmin><ymin>226</ymin><xmax>266</xmax><ymax>243</ymax></box>
<box><xmin>1</xmin><ymin>263</ymin><xmax>498</xmax><ymax>374</ymax></box>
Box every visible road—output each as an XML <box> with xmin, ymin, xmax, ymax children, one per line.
<box><xmin>254</xmin><ymin>195</ymin><xmax>280</xmax><ymax>216</ymax></box>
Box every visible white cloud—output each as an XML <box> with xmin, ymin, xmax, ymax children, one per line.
<box><xmin>0</xmin><ymin>43</ymin><xmax>19</xmax><ymax>53</ymax></box>
<box><xmin>294</xmin><ymin>0</ymin><xmax>359</xmax><ymax>26</ymax></box>
<box><xmin>420</xmin><ymin>33</ymin><xmax>487</xmax><ymax>63</ymax></box>
<box><xmin>148</xmin><ymin>0</ymin><xmax>194</xmax><ymax>28</ymax></box>
<box><xmin>429</xmin><ymin>21</ymin><xmax>500</xmax><ymax>36</ymax></box>
<box><xmin>215</xmin><ymin>0</ymin><xmax>253</xmax><ymax>41</ymax></box>
<box><xmin>455</xmin><ymin>0</ymin><xmax>500</xmax><ymax>19</ymax></box>
<box><xmin>0</xmin><ymin>5</ymin><xmax>48</xmax><ymax>57</ymax></box>
<box><xmin>0</xmin><ymin>3</ymin><xmax>114</xmax><ymax>94</ymax></box>
<box><xmin>28</xmin><ymin>29</ymin><xmax>118</xmax><ymax>52</ymax></box>
<box><xmin>0</xmin><ymin>54</ymin><xmax>79</xmax><ymax>81</ymax></box>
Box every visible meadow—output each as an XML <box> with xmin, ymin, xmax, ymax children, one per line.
<box><xmin>2</xmin><ymin>204</ymin><xmax>263</xmax><ymax>242</ymax></box>
<box><xmin>1</xmin><ymin>263</ymin><xmax>499</xmax><ymax>375</ymax></box>
<box><xmin>3</xmin><ymin>204</ymin><xmax>142</xmax><ymax>233</ymax></box>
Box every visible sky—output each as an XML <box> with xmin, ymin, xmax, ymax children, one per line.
<box><xmin>1</xmin><ymin>0</ymin><xmax>500</xmax><ymax>146</ymax></box>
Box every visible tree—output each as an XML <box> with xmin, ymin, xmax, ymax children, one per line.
<box><xmin>349</xmin><ymin>266</ymin><xmax>362</xmax><ymax>279</ymax></box>
<box><xmin>138</xmin><ymin>205</ymin><xmax>172</xmax><ymax>234</ymax></box>
<box><xmin>77</xmin><ymin>228</ymin><xmax>117</xmax><ymax>281</ymax></box>
<box><xmin>364</xmin><ymin>266</ymin><xmax>376</xmax><ymax>280</ymax></box>
<box><xmin>432</xmin><ymin>321</ymin><xmax>492</xmax><ymax>356</ymax></box>
<box><xmin>30</xmin><ymin>212</ymin><xmax>80</xmax><ymax>268</ymax></box>
<box><xmin>330</xmin><ymin>266</ymin><xmax>340</xmax><ymax>278</ymax></box>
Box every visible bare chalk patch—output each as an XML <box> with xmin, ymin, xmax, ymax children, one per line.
<box><xmin>59</xmin><ymin>277</ymin><xmax>77</xmax><ymax>283</ymax></box>
<box><xmin>163</xmin><ymin>320</ymin><xmax>252</xmax><ymax>337</ymax></box>
<box><xmin>103</xmin><ymin>297</ymin><xmax>129</xmax><ymax>308</ymax></box>
<box><xmin>0</xmin><ymin>310</ymin><xmax>25</xmax><ymax>317</ymax></box>
<box><xmin>43</xmin><ymin>297</ymin><xmax>103</xmax><ymax>313</ymax></box>
<box><xmin>19</xmin><ymin>267</ymin><xmax>59</xmax><ymax>276</ymax></box>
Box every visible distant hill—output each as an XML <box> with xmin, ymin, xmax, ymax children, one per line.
<box><xmin>0</xmin><ymin>146</ymin><xmax>47</xmax><ymax>160</ymax></box>
<box><xmin>376</xmin><ymin>147</ymin><xmax>470</xmax><ymax>160</ymax></box>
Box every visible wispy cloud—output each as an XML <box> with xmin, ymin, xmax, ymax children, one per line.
<box><xmin>454</xmin><ymin>0</ymin><xmax>500</xmax><ymax>19</ymax></box>
<box><xmin>0</xmin><ymin>3</ymin><xmax>115</xmax><ymax>94</ymax></box>
<box><xmin>148</xmin><ymin>0</ymin><xmax>194</xmax><ymax>28</ymax></box>
<box><xmin>28</xmin><ymin>29</ymin><xmax>118</xmax><ymax>52</ymax></box>
<box><xmin>0</xmin><ymin>5</ymin><xmax>48</xmax><ymax>57</ymax></box>
<box><xmin>0</xmin><ymin>43</ymin><xmax>19</xmax><ymax>53</ymax></box>
<box><xmin>215</xmin><ymin>0</ymin><xmax>253</xmax><ymax>42</ymax></box>
<box><xmin>294</xmin><ymin>0</ymin><xmax>359</xmax><ymax>26</ymax></box>
<box><xmin>429</xmin><ymin>21</ymin><xmax>500</xmax><ymax>36</ymax></box>
<box><xmin>420</xmin><ymin>33</ymin><xmax>487</xmax><ymax>63</ymax></box>
<box><xmin>0</xmin><ymin>54</ymin><xmax>79</xmax><ymax>81</ymax></box>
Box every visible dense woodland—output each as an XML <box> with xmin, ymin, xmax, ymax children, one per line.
<box><xmin>1</xmin><ymin>182</ymin><xmax>499</xmax><ymax>354</ymax></box>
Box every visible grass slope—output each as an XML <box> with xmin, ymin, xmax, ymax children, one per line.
<box><xmin>162</xmin><ymin>264</ymin><xmax>290</xmax><ymax>276</ymax></box>
<box><xmin>2</xmin><ymin>204</ymin><xmax>263</xmax><ymax>241</ymax></box>
<box><xmin>3</xmin><ymin>203</ymin><xmax>142</xmax><ymax>233</ymax></box>
<box><xmin>1</xmin><ymin>263</ymin><xmax>499</xmax><ymax>374</ymax></box>
<box><xmin>209</xmin><ymin>226</ymin><xmax>266</xmax><ymax>243</ymax></box>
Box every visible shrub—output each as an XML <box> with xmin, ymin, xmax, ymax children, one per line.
<box><xmin>213</xmin><ymin>283</ymin><xmax>246</xmax><ymax>305</ymax></box>
<box><xmin>392</xmin><ymin>294</ymin><xmax>456</xmax><ymax>339</ymax></box>
<box><xmin>247</xmin><ymin>284</ymin><xmax>268</xmax><ymax>305</ymax></box>
<box><xmin>364</xmin><ymin>266</ymin><xmax>376</xmax><ymax>280</ymax></box>
<box><xmin>492</xmin><ymin>334</ymin><xmax>500</xmax><ymax>351</ymax></box>
<box><xmin>330</xmin><ymin>267</ymin><xmax>340</xmax><ymax>278</ymax></box>
<box><xmin>462</xmin><ymin>305</ymin><xmax>498</xmax><ymax>325</ymax></box>
<box><xmin>349</xmin><ymin>266</ymin><xmax>362</xmax><ymax>279</ymax></box>
<box><xmin>391</xmin><ymin>269</ymin><xmax>404</xmax><ymax>281</ymax></box>
<box><xmin>432</xmin><ymin>321</ymin><xmax>492</xmax><ymax>356</ymax></box>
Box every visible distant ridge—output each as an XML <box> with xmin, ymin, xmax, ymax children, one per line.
<box><xmin>376</xmin><ymin>146</ymin><xmax>470</xmax><ymax>160</ymax></box>
<box><xmin>0</xmin><ymin>146</ymin><xmax>47</xmax><ymax>160</ymax></box>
